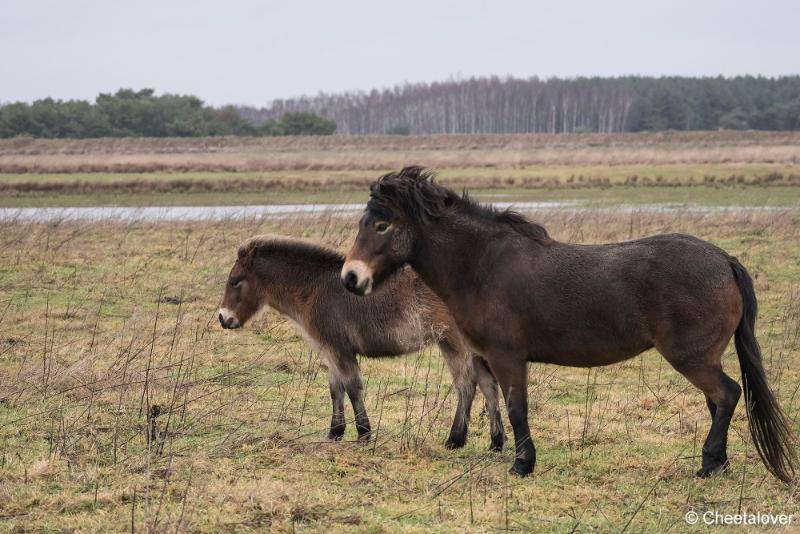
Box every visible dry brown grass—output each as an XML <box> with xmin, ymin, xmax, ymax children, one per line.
<box><xmin>3</xmin><ymin>131</ymin><xmax>800</xmax><ymax>155</ymax></box>
<box><xmin>1</xmin><ymin>131</ymin><xmax>799</xmax><ymax>174</ymax></box>
<box><xmin>2</xmin><ymin>172</ymin><xmax>799</xmax><ymax>198</ymax></box>
<box><xmin>1</xmin><ymin>207</ymin><xmax>799</xmax><ymax>531</ymax></box>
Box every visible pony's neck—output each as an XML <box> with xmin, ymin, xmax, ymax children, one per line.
<box><xmin>408</xmin><ymin>216</ymin><xmax>494</xmax><ymax>304</ymax></box>
<box><xmin>256</xmin><ymin>252</ymin><xmax>341</xmax><ymax>321</ymax></box>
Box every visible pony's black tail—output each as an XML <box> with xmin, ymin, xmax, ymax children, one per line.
<box><xmin>729</xmin><ymin>256</ymin><xmax>796</xmax><ymax>483</ymax></box>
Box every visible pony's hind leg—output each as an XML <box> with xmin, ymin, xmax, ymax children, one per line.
<box><xmin>695</xmin><ymin>370</ymin><xmax>741</xmax><ymax>477</ymax></box>
<box><xmin>473</xmin><ymin>356</ymin><xmax>506</xmax><ymax>451</ymax></box>
<box><xmin>664</xmin><ymin>350</ymin><xmax>742</xmax><ymax>477</ymax></box>
<box><xmin>439</xmin><ymin>342</ymin><xmax>477</xmax><ymax>449</ymax></box>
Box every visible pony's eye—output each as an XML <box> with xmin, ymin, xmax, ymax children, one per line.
<box><xmin>231</xmin><ymin>279</ymin><xmax>243</xmax><ymax>288</ymax></box>
<box><xmin>375</xmin><ymin>222</ymin><xmax>390</xmax><ymax>233</ymax></box>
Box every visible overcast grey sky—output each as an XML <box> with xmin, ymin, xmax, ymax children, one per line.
<box><xmin>1</xmin><ymin>0</ymin><xmax>798</xmax><ymax>106</ymax></box>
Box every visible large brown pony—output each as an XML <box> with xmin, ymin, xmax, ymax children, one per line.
<box><xmin>341</xmin><ymin>167</ymin><xmax>796</xmax><ymax>482</ymax></box>
<box><xmin>218</xmin><ymin>235</ymin><xmax>505</xmax><ymax>450</ymax></box>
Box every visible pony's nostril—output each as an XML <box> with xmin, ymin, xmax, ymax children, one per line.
<box><xmin>344</xmin><ymin>271</ymin><xmax>358</xmax><ymax>291</ymax></box>
<box><xmin>219</xmin><ymin>313</ymin><xmax>225</xmax><ymax>327</ymax></box>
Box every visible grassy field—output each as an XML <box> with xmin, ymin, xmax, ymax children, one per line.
<box><xmin>1</xmin><ymin>131</ymin><xmax>799</xmax><ymax>208</ymax></box>
<box><xmin>1</xmin><ymin>132</ymin><xmax>799</xmax><ymax>531</ymax></box>
<box><xmin>1</xmin><ymin>206</ymin><xmax>799</xmax><ymax>532</ymax></box>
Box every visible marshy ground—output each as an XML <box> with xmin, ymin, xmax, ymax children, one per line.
<box><xmin>1</xmin><ymin>131</ymin><xmax>799</xmax><ymax>208</ymax></box>
<box><xmin>0</xmin><ymin>132</ymin><xmax>799</xmax><ymax>531</ymax></box>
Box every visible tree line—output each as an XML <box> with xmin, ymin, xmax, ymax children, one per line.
<box><xmin>240</xmin><ymin>76</ymin><xmax>800</xmax><ymax>134</ymax></box>
<box><xmin>0</xmin><ymin>89</ymin><xmax>336</xmax><ymax>138</ymax></box>
<box><xmin>3</xmin><ymin>77</ymin><xmax>799</xmax><ymax>138</ymax></box>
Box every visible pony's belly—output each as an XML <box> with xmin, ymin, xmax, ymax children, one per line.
<box><xmin>534</xmin><ymin>349</ymin><xmax>645</xmax><ymax>368</ymax></box>
<box><xmin>532</xmin><ymin>340</ymin><xmax>653</xmax><ymax>368</ymax></box>
<box><xmin>355</xmin><ymin>310</ymin><xmax>429</xmax><ymax>357</ymax></box>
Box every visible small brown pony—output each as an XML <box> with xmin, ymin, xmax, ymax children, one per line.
<box><xmin>218</xmin><ymin>235</ymin><xmax>505</xmax><ymax>450</ymax></box>
<box><xmin>341</xmin><ymin>166</ymin><xmax>796</xmax><ymax>482</ymax></box>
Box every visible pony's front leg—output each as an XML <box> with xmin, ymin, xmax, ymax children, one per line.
<box><xmin>328</xmin><ymin>374</ymin><xmax>346</xmax><ymax>440</ymax></box>
<box><xmin>336</xmin><ymin>352</ymin><xmax>371</xmax><ymax>441</ymax></box>
<box><xmin>346</xmin><ymin>373</ymin><xmax>371</xmax><ymax>441</ymax></box>
<box><xmin>492</xmin><ymin>357</ymin><xmax>535</xmax><ymax>476</ymax></box>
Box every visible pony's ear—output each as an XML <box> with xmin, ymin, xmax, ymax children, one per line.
<box><xmin>374</xmin><ymin>181</ymin><xmax>398</xmax><ymax>201</ymax></box>
<box><xmin>237</xmin><ymin>242</ymin><xmax>257</xmax><ymax>268</ymax></box>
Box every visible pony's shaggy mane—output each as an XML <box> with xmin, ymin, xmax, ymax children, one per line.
<box><xmin>367</xmin><ymin>166</ymin><xmax>550</xmax><ymax>241</ymax></box>
<box><xmin>238</xmin><ymin>235</ymin><xmax>344</xmax><ymax>267</ymax></box>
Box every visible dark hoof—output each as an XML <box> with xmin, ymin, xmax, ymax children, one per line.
<box><xmin>327</xmin><ymin>430</ymin><xmax>344</xmax><ymax>441</ymax></box>
<box><xmin>509</xmin><ymin>459</ymin><xmax>534</xmax><ymax>477</ymax></box>
<box><xmin>695</xmin><ymin>460</ymin><xmax>729</xmax><ymax>478</ymax></box>
<box><xmin>489</xmin><ymin>433</ymin><xmax>505</xmax><ymax>452</ymax></box>
<box><xmin>357</xmin><ymin>430</ymin><xmax>372</xmax><ymax>443</ymax></box>
<box><xmin>445</xmin><ymin>434</ymin><xmax>467</xmax><ymax>449</ymax></box>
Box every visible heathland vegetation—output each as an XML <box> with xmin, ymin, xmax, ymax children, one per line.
<box><xmin>1</xmin><ymin>206</ymin><xmax>798</xmax><ymax>531</ymax></box>
<box><xmin>0</xmin><ymin>130</ymin><xmax>798</xmax><ymax>530</ymax></box>
<box><xmin>1</xmin><ymin>131</ymin><xmax>798</xmax><ymax>208</ymax></box>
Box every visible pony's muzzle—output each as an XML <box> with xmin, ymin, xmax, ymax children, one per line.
<box><xmin>341</xmin><ymin>260</ymin><xmax>373</xmax><ymax>296</ymax></box>
<box><xmin>218</xmin><ymin>308</ymin><xmax>241</xmax><ymax>329</ymax></box>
